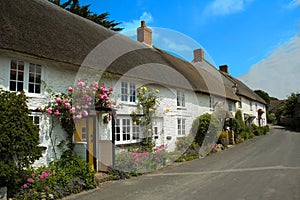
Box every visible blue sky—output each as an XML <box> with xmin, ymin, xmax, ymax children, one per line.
<box><xmin>80</xmin><ymin>0</ymin><xmax>300</xmax><ymax>99</ymax></box>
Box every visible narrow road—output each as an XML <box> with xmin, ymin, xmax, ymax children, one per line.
<box><xmin>67</xmin><ymin>126</ymin><xmax>300</xmax><ymax>200</ymax></box>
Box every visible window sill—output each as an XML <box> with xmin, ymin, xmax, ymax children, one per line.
<box><xmin>177</xmin><ymin>106</ymin><xmax>187</xmax><ymax>110</ymax></box>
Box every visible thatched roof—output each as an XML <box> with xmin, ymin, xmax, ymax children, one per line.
<box><xmin>220</xmin><ymin>72</ymin><xmax>266</xmax><ymax>104</ymax></box>
<box><xmin>0</xmin><ymin>0</ymin><xmax>239</xmax><ymax>101</ymax></box>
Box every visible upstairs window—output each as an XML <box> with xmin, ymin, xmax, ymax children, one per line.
<box><xmin>177</xmin><ymin>91</ymin><xmax>185</xmax><ymax>107</ymax></box>
<box><xmin>210</xmin><ymin>96</ymin><xmax>215</xmax><ymax>109</ymax></box>
<box><xmin>28</xmin><ymin>63</ymin><xmax>41</xmax><ymax>94</ymax></box>
<box><xmin>10</xmin><ymin>60</ymin><xmax>24</xmax><ymax>92</ymax></box>
<box><xmin>121</xmin><ymin>81</ymin><xmax>136</xmax><ymax>103</ymax></box>
<box><xmin>9</xmin><ymin>60</ymin><xmax>42</xmax><ymax>94</ymax></box>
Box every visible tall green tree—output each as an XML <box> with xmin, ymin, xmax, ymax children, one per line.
<box><xmin>0</xmin><ymin>90</ymin><xmax>42</xmax><ymax>194</ymax></box>
<box><xmin>254</xmin><ymin>90</ymin><xmax>271</xmax><ymax>109</ymax></box>
<box><xmin>49</xmin><ymin>0</ymin><xmax>123</xmax><ymax>31</ymax></box>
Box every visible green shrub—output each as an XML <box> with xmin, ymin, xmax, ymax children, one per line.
<box><xmin>0</xmin><ymin>90</ymin><xmax>42</xmax><ymax>195</ymax></box>
<box><xmin>235</xmin><ymin>110</ymin><xmax>246</xmax><ymax>133</ymax></box>
<box><xmin>175</xmin><ymin>135</ymin><xmax>194</xmax><ymax>152</ymax></box>
<box><xmin>191</xmin><ymin>114</ymin><xmax>221</xmax><ymax>146</ymax></box>
<box><xmin>14</xmin><ymin>152</ymin><xmax>96</xmax><ymax>199</ymax></box>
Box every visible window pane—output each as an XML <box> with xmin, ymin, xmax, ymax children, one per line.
<box><xmin>17</xmin><ymin>82</ymin><xmax>23</xmax><ymax>91</ymax></box>
<box><xmin>36</xmin><ymin>65</ymin><xmax>41</xmax><ymax>74</ymax></box>
<box><xmin>17</xmin><ymin>71</ymin><xmax>24</xmax><ymax>81</ymax></box>
<box><xmin>29</xmin><ymin>73</ymin><xmax>35</xmax><ymax>82</ymax></box>
<box><xmin>116</xmin><ymin>134</ymin><xmax>120</xmax><ymax>141</ymax></box>
<box><xmin>29</xmin><ymin>64</ymin><xmax>35</xmax><ymax>73</ymax></box>
<box><xmin>29</xmin><ymin>83</ymin><xmax>34</xmax><ymax>93</ymax></box>
<box><xmin>9</xmin><ymin>81</ymin><xmax>16</xmax><ymax>91</ymax></box>
<box><xmin>10</xmin><ymin>70</ymin><xmax>16</xmax><ymax>80</ymax></box>
<box><xmin>18</xmin><ymin>61</ymin><xmax>24</xmax><ymax>70</ymax></box>
<box><xmin>35</xmin><ymin>84</ymin><xmax>41</xmax><ymax>93</ymax></box>
<box><xmin>11</xmin><ymin>60</ymin><xmax>17</xmax><ymax>70</ymax></box>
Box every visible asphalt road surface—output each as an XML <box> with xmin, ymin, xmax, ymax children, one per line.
<box><xmin>67</xmin><ymin>126</ymin><xmax>300</xmax><ymax>200</ymax></box>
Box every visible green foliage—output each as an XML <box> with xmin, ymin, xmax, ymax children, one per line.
<box><xmin>0</xmin><ymin>90</ymin><xmax>42</xmax><ymax>193</ymax></box>
<box><xmin>191</xmin><ymin>113</ymin><xmax>221</xmax><ymax>146</ymax></box>
<box><xmin>49</xmin><ymin>0</ymin><xmax>123</xmax><ymax>31</ymax></box>
<box><xmin>252</xmin><ymin>124</ymin><xmax>269</xmax><ymax>136</ymax></box>
<box><xmin>175</xmin><ymin>141</ymin><xmax>200</xmax><ymax>162</ymax></box>
<box><xmin>235</xmin><ymin>110</ymin><xmax>246</xmax><ymax>134</ymax></box>
<box><xmin>254</xmin><ymin>90</ymin><xmax>271</xmax><ymax>109</ymax></box>
<box><xmin>14</xmin><ymin>152</ymin><xmax>96</xmax><ymax>199</ymax></box>
<box><xmin>175</xmin><ymin>135</ymin><xmax>194</xmax><ymax>152</ymax></box>
<box><xmin>285</xmin><ymin>93</ymin><xmax>297</xmax><ymax>117</ymax></box>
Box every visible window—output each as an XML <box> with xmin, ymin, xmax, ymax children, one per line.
<box><xmin>121</xmin><ymin>81</ymin><xmax>136</xmax><ymax>102</ymax></box>
<box><xmin>238</xmin><ymin>97</ymin><xmax>242</xmax><ymax>108</ymax></box>
<box><xmin>28</xmin><ymin>63</ymin><xmax>41</xmax><ymax>93</ymax></box>
<box><xmin>228</xmin><ymin>102</ymin><xmax>233</xmax><ymax>112</ymax></box>
<box><xmin>177</xmin><ymin>118</ymin><xmax>186</xmax><ymax>135</ymax></box>
<box><xmin>250</xmin><ymin>101</ymin><xmax>253</xmax><ymax>111</ymax></box>
<box><xmin>10</xmin><ymin>60</ymin><xmax>24</xmax><ymax>92</ymax></box>
<box><xmin>114</xmin><ymin>116</ymin><xmax>141</xmax><ymax>144</ymax></box>
<box><xmin>210</xmin><ymin>96</ymin><xmax>215</xmax><ymax>109</ymax></box>
<box><xmin>9</xmin><ymin>60</ymin><xmax>42</xmax><ymax>94</ymax></box>
<box><xmin>29</xmin><ymin>113</ymin><xmax>41</xmax><ymax>128</ymax></box>
<box><xmin>177</xmin><ymin>91</ymin><xmax>185</xmax><ymax>107</ymax></box>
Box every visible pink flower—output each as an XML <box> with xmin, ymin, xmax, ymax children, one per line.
<box><xmin>86</xmin><ymin>95</ymin><xmax>92</xmax><ymax>102</ymax></box>
<box><xmin>83</xmin><ymin>104</ymin><xmax>89</xmax><ymax>109</ymax></box>
<box><xmin>65</xmin><ymin>102</ymin><xmax>71</xmax><ymax>109</ymax></box>
<box><xmin>62</xmin><ymin>99</ymin><xmax>68</xmax><ymax>104</ymax></box>
<box><xmin>22</xmin><ymin>184</ymin><xmax>28</xmax><ymax>188</ymax></box>
<box><xmin>77</xmin><ymin>79</ymin><xmax>85</xmax><ymax>88</ymax></box>
<box><xmin>32</xmin><ymin>173</ymin><xmax>36</xmax><ymax>178</ymax></box>
<box><xmin>54</xmin><ymin>110</ymin><xmax>60</xmax><ymax>116</ymax></box>
<box><xmin>107</xmin><ymin>103</ymin><xmax>112</xmax><ymax>108</ymax></box>
<box><xmin>68</xmin><ymin>86</ymin><xmax>73</xmax><ymax>93</ymax></box>
<box><xmin>83</xmin><ymin>110</ymin><xmax>88</xmax><ymax>117</ymax></box>
<box><xmin>27</xmin><ymin>178</ymin><xmax>33</xmax><ymax>183</ymax></box>
<box><xmin>109</xmin><ymin>87</ymin><xmax>113</xmax><ymax>92</ymax></box>
<box><xmin>46</xmin><ymin>108</ymin><xmax>52</xmax><ymax>114</ymax></box>
<box><xmin>76</xmin><ymin>114</ymin><xmax>82</xmax><ymax>119</ymax></box>
<box><xmin>70</xmin><ymin>107</ymin><xmax>75</xmax><ymax>114</ymax></box>
<box><xmin>55</xmin><ymin>97</ymin><xmax>61</xmax><ymax>103</ymax></box>
<box><xmin>76</xmin><ymin>105</ymin><xmax>81</xmax><ymax>110</ymax></box>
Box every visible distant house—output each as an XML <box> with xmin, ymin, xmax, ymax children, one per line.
<box><xmin>192</xmin><ymin>49</ymin><xmax>267</xmax><ymax>127</ymax></box>
<box><xmin>1</xmin><ymin>0</ymin><xmax>258</xmax><ymax>171</ymax></box>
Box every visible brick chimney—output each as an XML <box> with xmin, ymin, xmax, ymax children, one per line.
<box><xmin>219</xmin><ymin>65</ymin><xmax>229</xmax><ymax>73</ymax></box>
<box><xmin>137</xmin><ymin>21</ymin><xmax>152</xmax><ymax>46</ymax></box>
<box><xmin>193</xmin><ymin>48</ymin><xmax>204</xmax><ymax>62</ymax></box>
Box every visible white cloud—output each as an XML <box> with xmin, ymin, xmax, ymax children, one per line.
<box><xmin>161</xmin><ymin>38</ymin><xmax>193</xmax><ymax>52</ymax></box>
<box><xmin>238</xmin><ymin>35</ymin><xmax>300</xmax><ymax>99</ymax></box>
<box><xmin>204</xmin><ymin>0</ymin><xmax>253</xmax><ymax>16</ymax></box>
<box><xmin>121</xmin><ymin>12</ymin><xmax>153</xmax><ymax>37</ymax></box>
<box><xmin>287</xmin><ymin>0</ymin><xmax>300</xmax><ymax>9</ymax></box>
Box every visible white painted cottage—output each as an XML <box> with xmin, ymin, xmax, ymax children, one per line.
<box><xmin>192</xmin><ymin>50</ymin><xmax>267</xmax><ymax>126</ymax></box>
<box><xmin>0</xmin><ymin>0</ymin><xmax>266</xmax><ymax>171</ymax></box>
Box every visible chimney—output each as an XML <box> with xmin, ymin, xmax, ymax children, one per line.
<box><xmin>219</xmin><ymin>65</ymin><xmax>229</xmax><ymax>73</ymax></box>
<box><xmin>193</xmin><ymin>48</ymin><xmax>204</xmax><ymax>62</ymax></box>
<box><xmin>137</xmin><ymin>21</ymin><xmax>152</xmax><ymax>46</ymax></box>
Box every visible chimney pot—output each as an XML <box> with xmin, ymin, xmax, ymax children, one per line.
<box><xmin>137</xmin><ymin>21</ymin><xmax>152</xmax><ymax>46</ymax></box>
<box><xmin>193</xmin><ymin>48</ymin><xmax>204</xmax><ymax>62</ymax></box>
<box><xmin>219</xmin><ymin>65</ymin><xmax>229</xmax><ymax>73</ymax></box>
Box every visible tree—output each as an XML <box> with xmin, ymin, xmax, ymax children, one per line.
<box><xmin>284</xmin><ymin>93</ymin><xmax>297</xmax><ymax>117</ymax></box>
<box><xmin>49</xmin><ymin>0</ymin><xmax>123</xmax><ymax>31</ymax></box>
<box><xmin>191</xmin><ymin>114</ymin><xmax>221</xmax><ymax>146</ymax></box>
<box><xmin>0</xmin><ymin>90</ymin><xmax>42</xmax><ymax>193</ymax></box>
<box><xmin>254</xmin><ymin>90</ymin><xmax>271</xmax><ymax>109</ymax></box>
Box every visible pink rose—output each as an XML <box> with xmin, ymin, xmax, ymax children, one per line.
<box><xmin>83</xmin><ymin>110</ymin><xmax>88</xmax><ymax>117</ymax></box>
<box><xmin>55</xmin><ymin>97</ymin><xmax>61</xmax><ymax>103</ymax></box>
<box><xmin>27</xmin><ymin>178</ymin><xmax>33</xmax><ymax>183</ymax></box>
<box><xmin>54</xmin><ymin>110</ymin><xmax>60</xmax><ymax>116</ymax></box>
<box><xmin>68</xmin><ymin>86</ymin><xmax>73</xmax><ymax>93</ymax></box>
<box><xmin>70</xmin><ymin>107</ymin><xmax>75</xmax><ymax>114</ymax></box>
<box><xmin>46</xmin><ymin>108</ymin><xmax>52</xmax><ymax>114</ymax></box>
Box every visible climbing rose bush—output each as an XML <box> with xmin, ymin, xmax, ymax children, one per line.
<box><xmin>42</xmin><ymin>79</ymin><xmax>113</xmax><ymax>120</ymax></box>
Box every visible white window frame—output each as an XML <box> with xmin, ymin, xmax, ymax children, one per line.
<box><xmin>114</xmin><ymin>116</ymin><xmax>142</xmax><ymax>145</ymax></box>
<box><xmin>210</xmin><ymin>96</ymin><xmax>215</xmax><ymax>110</ymax></box>
<box><xmin>121</xmin><ymin>81</ymin><xmax>136</xmax><ymax>103</ymax></box>
<box><xmin>177</xmin><ymin>118</ymin><xmax>186</xmax><ymax>136</ymax></box>
<box><xmin>177</xmin><ymin>90</ymin><xmax>185</xmax><ymax>108</ymax></box>
<box><xmin>29</xmin><ymin>112</ymin><xmax>42</xmax><ymax>142</ymax></box>
<box><xmin>9</xmin><ymin>59</ymin><xmax>42</xmax><ymax>97</ymax></box>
